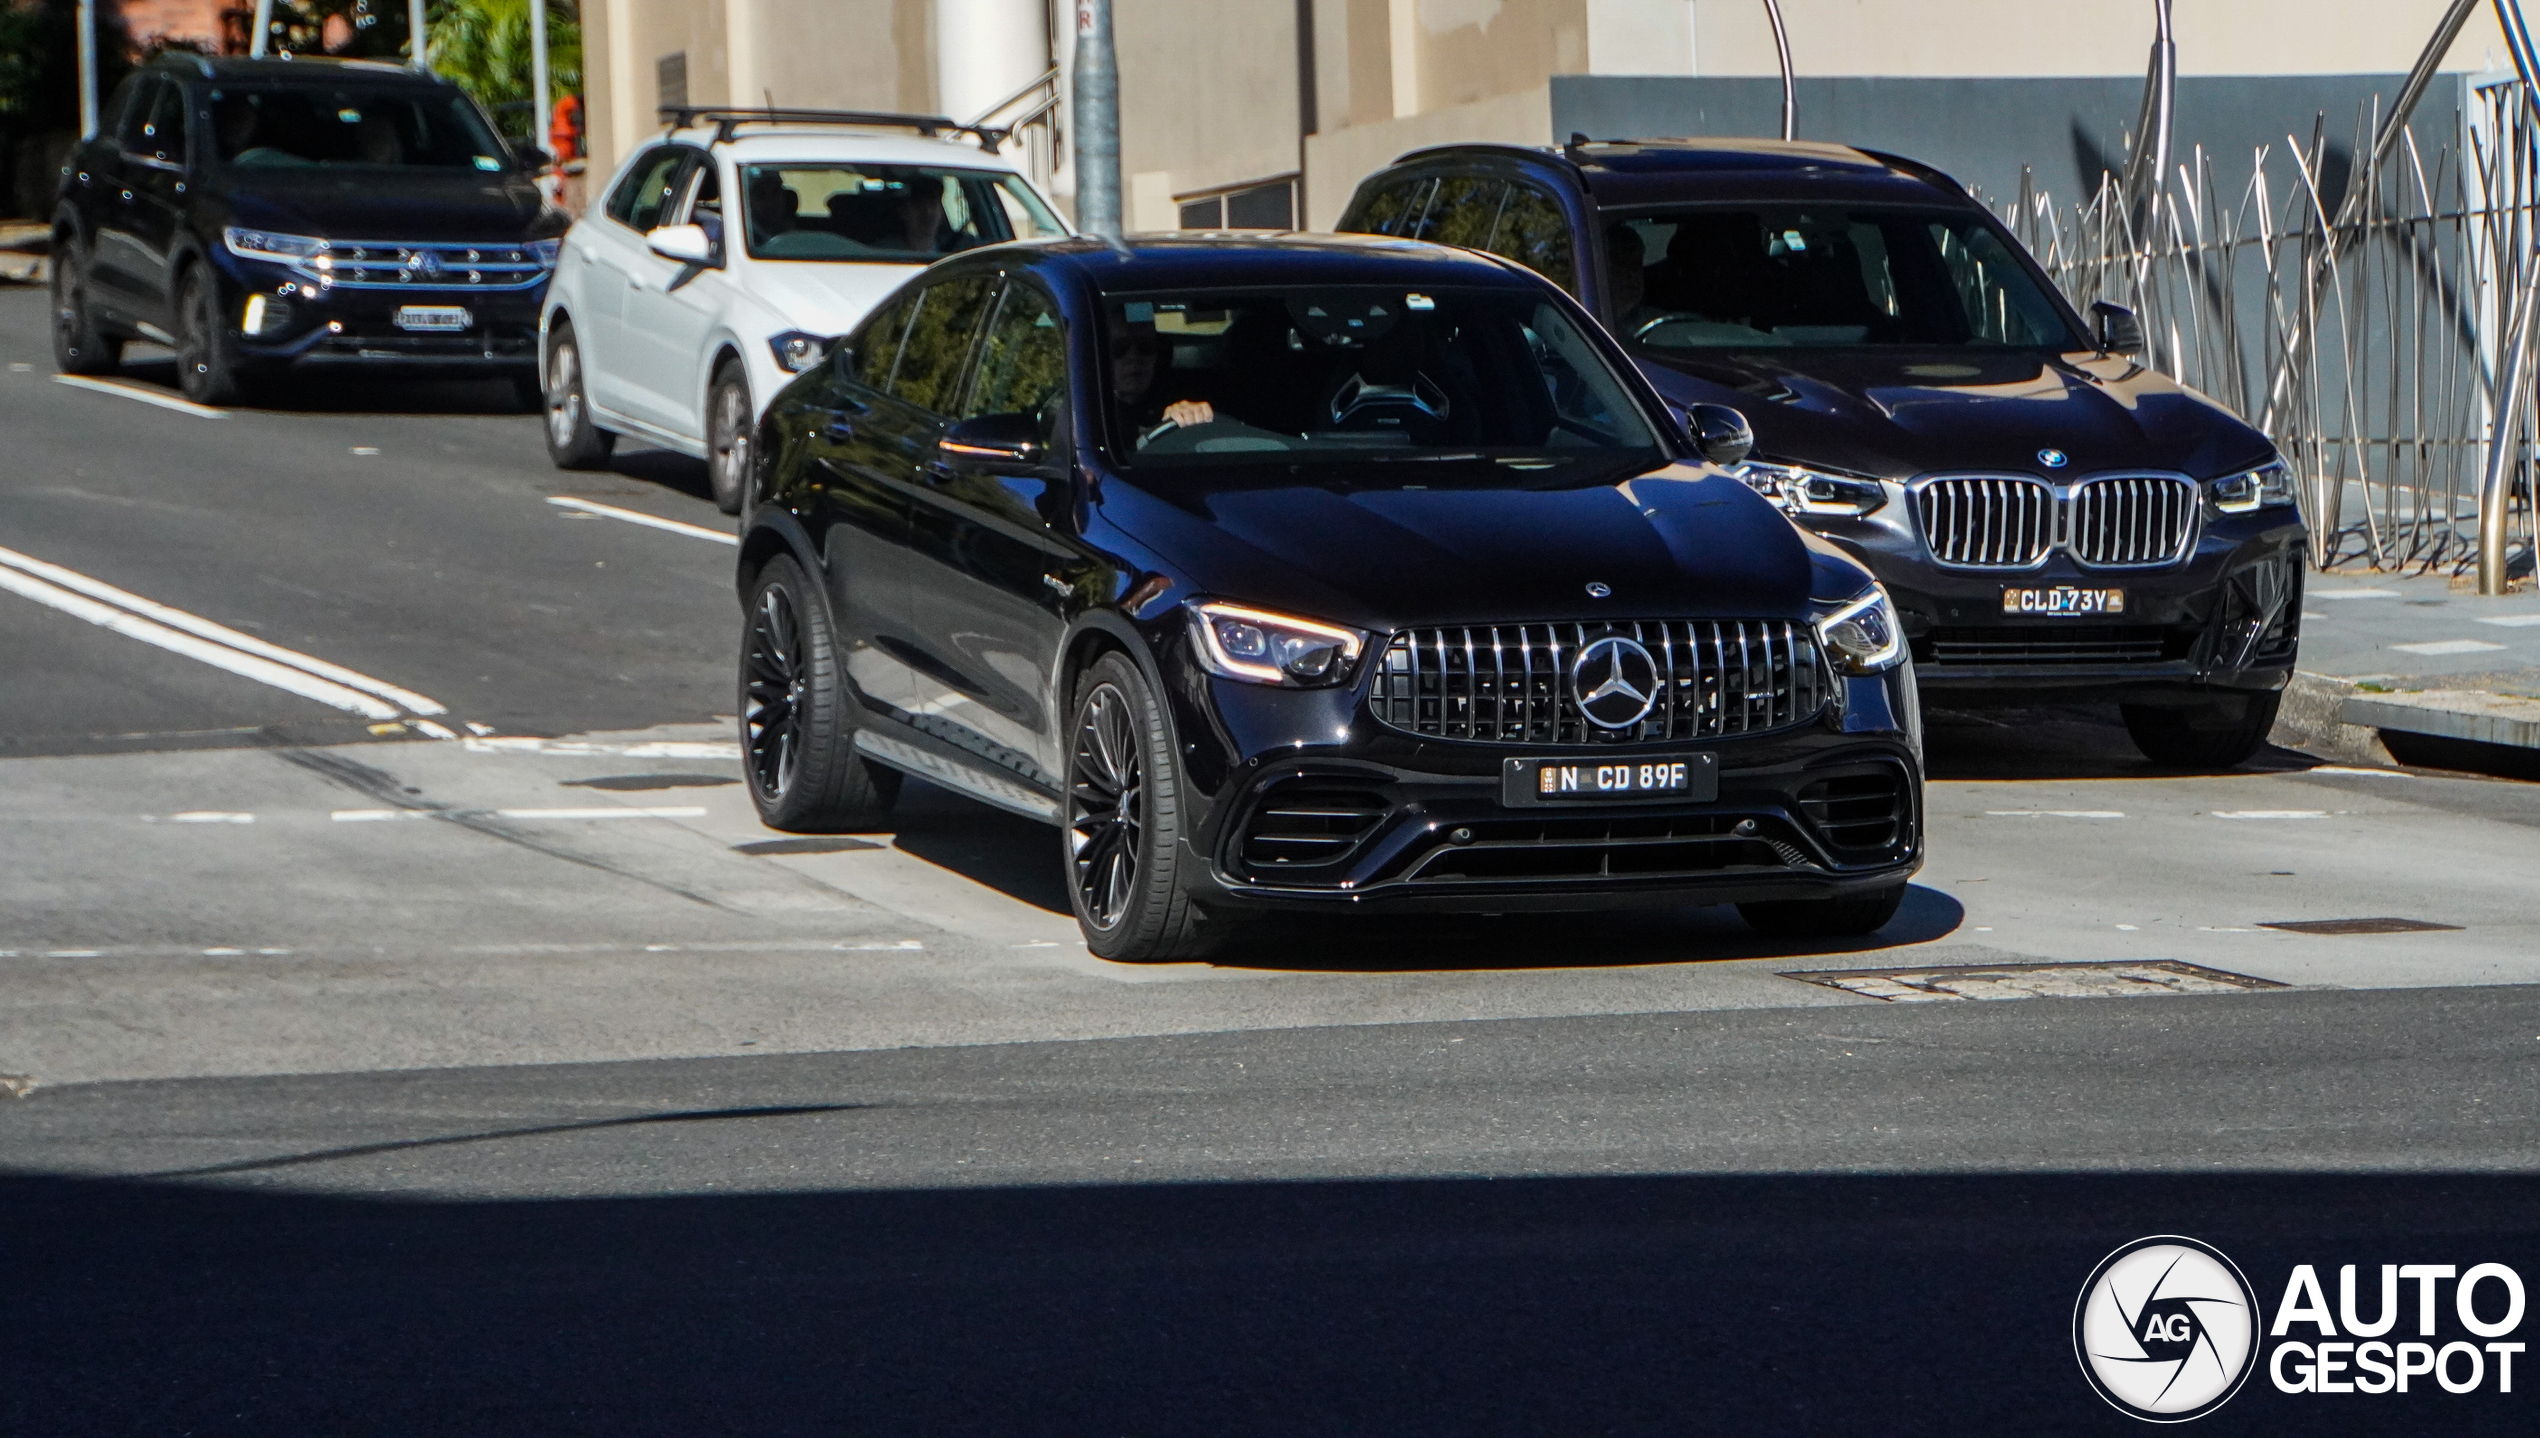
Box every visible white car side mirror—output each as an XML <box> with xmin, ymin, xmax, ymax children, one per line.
<box><xmin>646</xmin><ymin>224</ymin><xmax>714</xmax><ymax>266</ymax></box>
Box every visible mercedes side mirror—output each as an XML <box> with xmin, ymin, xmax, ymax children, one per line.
<box><xmin>1686</xmin><ymin>403</ymin><xmax>1754</xmax><ymax>468</ymax></box>
<box><xmin>645</xmin><ymin>223</ymin><xmax>714</xmax><ymax>266</ymax></box>
<box><xmin>941</xmin><ymin>412</ymin><xmax>1045</xmax><ymax>467</ymax></box>
<box><xmin>2091</xmin><ymin>300</ymin><xmax>2145</xmax><ymax>356</ymax></box>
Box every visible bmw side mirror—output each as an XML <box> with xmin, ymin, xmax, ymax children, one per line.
<box><xmin>645</xmin><ymin>223</ymin><xmax>714</xmax><ymax>266</ymax></box>
<box><xmin>941</xmin><ymin>412</ymin><xmax>1045</xmax><ymax>467</ymax></box>
<box><xmin>2091</xmin><ymin>300</ymin><xmax>2145</xmax><ymax>356</ymax></box>
<box><xmin>1686</xmin><ymin>403</ymin><xmax>1754</xmax><ymax>468</ymax></box>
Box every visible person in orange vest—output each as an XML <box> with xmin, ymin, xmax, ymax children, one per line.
<box><xmin>548</xmin><ymin>94</ymin><xmax>583</xmax><ymax>165</ymax></box>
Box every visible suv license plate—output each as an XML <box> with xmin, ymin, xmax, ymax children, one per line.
<box><xmin>394</xmin><ymin>305</ymin><xmax>472</xmax><ymax>333</ymax></box>
<box><xmin>2003</xmin><ymin>586</ymin><xmax>2125</xmax><ymax>617</ymax></box>
<box><xmin>1501</xmin><ymin>753</ymin><xmax>1719</xmax><ymax>807</ymax></box>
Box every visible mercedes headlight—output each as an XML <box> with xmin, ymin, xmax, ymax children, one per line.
<box><xmin>769</xmin><ymin>330</ymin><xmax>831</xmax><ymax>374</ymax></box>
<box><xmin>1813</xmin><ymin>587</ymin><xmax>1905</xmax><ymax>674</ymax></box>
<box><xmin>223</xmin><ymin>227</ymin><xmax>328</xmax><ymax>263</ymax></box>
<box><xmin>2211</xmin><ymin>460</ymin><xmax>2295</xmax><ymax>514</ymax></box>
<box><xmin>1733</xmin><ymin>460</ymin><xmax>1887</xmax><ymax>518</ymax></box>
<box><xmin>1187</xmin><ymin>601</ymin><xmax>1367</xmax><ymax>687</ymax></box>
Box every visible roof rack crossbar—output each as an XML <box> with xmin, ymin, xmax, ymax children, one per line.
<box><xmin>657</xmin><ymin>106</ymin><xmax>1009</xmax><ymax>153</ymax></box>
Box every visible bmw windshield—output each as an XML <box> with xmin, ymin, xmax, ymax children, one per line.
<box><xmin>1605</xmin><ymin>206</ymin><xmax>2082</xmax><ymax>352</ymax></box>
<box><xmin>1098</xmin><ymin>285</ymin><xmax>1668</xmax><ymax>477</ymax></box>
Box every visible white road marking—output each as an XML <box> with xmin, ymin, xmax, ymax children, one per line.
<box><xmin>463</xmin><ymin>736</ymin><xmax>739</xmax><ymax>759</ymax></box>
<box><xmin>0</xmin><ymin>563</ymin><xmax>400</xmax><ymax>719</ymax></box>
<box><xmin>0</xmin><ymin>544</ymin><xmax>445</xmax><ymax>716</ymax></box>
<box><xmin>2213</xmin><ymin>810</ymin><xmax>2329</xmax><ymax>819</ymax></box>
<box><xmin>2307</xmin><ymin>766</ymin><xmax>2414</xmax><ymax>778</ymax></box>
<box><xmin>52</xmin><ymin>374</ymin><xmax>230</xmax><ymax>419</ymax></box>
<box><xmin>2392</xmin><ymin>638</ymin><xmax>2508</xmax><ymax>655</ymax></box>
<box><xmin>2310</xmin><ymin>588</ymin><xmax>2402</xmax><ymax>600</ymax></box>
<box><xmin>1984</xmin><ymin>810</ymin><xmax>2126</xmax><ymax>818</ymax></box>
<box><xmin>202</xmin><ymin>947</ymin><xmax>243</xmax><ymax>955</ymax></box>
<box><xmin>494</xmin><ymin>806</ymin><xmax>709</xmax><ymax>820</ymax></box>
<box><xmin>2475</xmin><ymin>613</ymin><xmax>2540</xmax><ymax>627</ymax></box>
<box><xmin>407</xmin><ymin>720</ymin><xmax>458</xmax><ymax>739</ymax></box>
<box><xmin>350</xmin><ymin>447</ymin><xmax>380</xmax><ymax>456</ymax></box>
<box><xmin>547</xmin><ymin>496</ymin><xmax>738</xmax><ymax>546</ymax></box>
<box><xmin>330</xmin><ymin>809</ymin><xmax>419</xmax><ymax>822</ymax></box>
<box><xmin>170</xmin><ymin>811</ymin><xmax>254</xmax><ymax>824</ymax></box>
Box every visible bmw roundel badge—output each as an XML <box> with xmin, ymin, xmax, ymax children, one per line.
<box><xmin>2038</xmin><ymin>448</ymin><xmax>2069</xmax><ymax>469</ymax></box>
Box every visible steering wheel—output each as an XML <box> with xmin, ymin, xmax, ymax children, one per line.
<box><xmin>1327</xmin><ymin>372</ymin><xmax>1450</xmax><ymax>428</ymax></box>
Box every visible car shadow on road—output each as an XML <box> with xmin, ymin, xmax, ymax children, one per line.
<box><xmin>1923</xmin><ymin>702</ymin><xmax>2317</xmax><ymax>782</ymax></box>
<box><xmin>111</xmin><ymin>353</ymin><xmax>536</xmax><ymax>416</ymax></box>
<box><xmin>2</xmin><ymin>1167</ymin><xmax>2528</xmax><ymax>1435</ymax></box>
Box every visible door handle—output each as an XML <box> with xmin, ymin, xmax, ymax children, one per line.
<box><xmin>922</xmin><ymin>459</ymin><xmax>957</xmax><ymax>482</ymax></box>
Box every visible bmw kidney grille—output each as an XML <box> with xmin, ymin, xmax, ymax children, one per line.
<box><xmin>1918</xmin><ymin>474</ymin><xmax>2199</xmax><ymax>569</ymax></box>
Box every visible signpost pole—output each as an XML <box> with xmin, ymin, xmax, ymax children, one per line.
<box><xmin>1072</xmin><ymin>0</ymin><xmax>1121</xmax><ymax>236</ymax></box>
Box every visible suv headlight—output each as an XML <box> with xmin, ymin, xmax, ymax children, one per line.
<box><xmin>1187</xmin><ymin>601</ymin><xmax>1367</xmax><ymax>687</ymax></box>
<box><xmin>223</xmin><ymin>227</ymin><xmax>328</xmax><ymax>263</ymax></box>
<box><xmin>1733</xmin><ymin>460</ymin><xmax>1887</xmax><ymax>517</ymax></box>
<box><xmin>526</xmin><ymin>238</ymin><xmax>563</xmax><ymax>267</ymax></box>
<box><xmin>2211</xmin><ymin>460</ymin><xmax>2295</xmax><ymax>514</ymax></box>
<box><xmin>1813</xmin><ymin>586</ymin><xmax>1905</xmax><ymax>674</ymax></box>
<box><xmin>769</xmin><ymin>330</ymin><xmax>831</xmax><ymax>373</ymax></box>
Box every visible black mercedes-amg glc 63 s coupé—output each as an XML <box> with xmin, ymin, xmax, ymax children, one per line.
<box><xmin>734</xmin><ymin>235</ymin><xmax>1922</xmax><ymax>960</ymax></box>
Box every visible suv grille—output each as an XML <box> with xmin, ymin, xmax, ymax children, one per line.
<box><xmin>2070</xmin><ymin>476</ymin><xmax>2199</xmax><ymax>566</ymax></box>
<box><xmin>285</xmin><ymin>241</ymin><xmax>550</xmax><ymax>291</ymax></box>
<box><xmin>1236</xmin><ymin>780</ymin><xmax>1388</xmax><ymax>872</ymax></box>
<box><xmin>1369</xmin><ymin>621</ymin><xmax>1828</xmax><ymax>746</ymax></box>
<box><xmin>1919</xmin><ymin>477</ymin><xmax>2055</xmax><ymax>567</ymax></box>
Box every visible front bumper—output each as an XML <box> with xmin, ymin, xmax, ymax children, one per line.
<box><xmin>1807</xmin><ymin>506</ymin><xmax>2306</xmax><ymax>702</ymax></box>
<box><xmin>213</xmin><ymin>251</ymin><xmax>548</xmax><ymax>374</ymax></box>
<box><xmin>1167</xmin><ymin>658</ymin><xmax>1925</xmax><ymax>914</ymax></box>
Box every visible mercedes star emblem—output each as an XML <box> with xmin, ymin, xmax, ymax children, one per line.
<box><xmin>1571</xmin><ymin>636</ymin><xmax>1659</xmax><ymax>729</ymax></box>
<box><xmin>1584</xmin><ymin>581</ymin><xmax>1612</xmax><ymax>598</ymax></box>
<box><xmin>2037</xmin><ymin>447</ymin><xmax>2069</xmax><ymax>468</ymax></box>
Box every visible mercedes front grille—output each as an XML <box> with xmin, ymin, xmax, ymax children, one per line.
<box><xmin>1918</xmin><ymin>476</ymin><xmax>2056</xmax><ymax>568</ymax></box>
<box><xmin>2070</xmin><ymin>475</ymin><xmax>2200</xmax><ymax>566</ymax></box>
<box><xmin>1368</xmin><ymin>621</ymin><xmax>1828</xmax><ymax>745</ymax></box>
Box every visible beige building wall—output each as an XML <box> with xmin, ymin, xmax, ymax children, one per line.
<box><xmin>1115</xmin><ymin>0</ymin><xmax>1307</xmax><ymax>229</ymax></box>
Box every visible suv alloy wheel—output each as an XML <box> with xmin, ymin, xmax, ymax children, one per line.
<box><xmin>50</xmin><ymin>237</ymin><xmax>121</xmax><ymax>376</ymax></box>
<box><xmin>1064</xmin><ymin>652</ymin><xmax>1217</xmax><ymax>962</ymax></box>
<box><xmin>739</xmin><ymin>555</ymin><xmax>900</xmax><ymax>831</ymax></box>
<box><xmin>175</xmin><ymin>266</ymin><xmax>246</xmax><ymax>406</ymax></box>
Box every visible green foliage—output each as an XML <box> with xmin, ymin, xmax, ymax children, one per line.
<box><xmin>0</xmin><ymin>0</ymin><xmax>134</xmax><ymax>127</ymax></box>
<box><xmin>427</xmin><ymin>0</ymin><xmax>582</xmax><ymax>128</ymax></box>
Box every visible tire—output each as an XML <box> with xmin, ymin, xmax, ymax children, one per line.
<box><xmin>2121</xmin><ymin>690</ymin><xmax>2282</xmax><ymax>770</ymax></box>
<box><xmin>542</xmin><ymin>319</ymin><xmax>616</xmax><ymax>469</ymax></box>
<box><xmin>174</xmin><ymin>265</ymin><xmax>244</xmax><ymax>406</ymax></box>
<box><xmin>739</xmin><ymin>554</ymin><xmax>901</xmax><ymax>832</ymax></box>
<box><xmin>1739</xmin><ymin>885</ymin><xmax>1906</xmax><ymax>939</ymax></box>
<box><xmin>1063</xmin><ymin>651</ymin><xmax>1218</xmax><ymax>962</ymax></box>
<box><xmin>50</xmin><ymin>235</ymin><xmax>121</xmax><ymax>375</ymax></box>
<box><xmin>706</xmin><ymin>363</ymin><xmax>752</xmax><ymax>516</ymax></box>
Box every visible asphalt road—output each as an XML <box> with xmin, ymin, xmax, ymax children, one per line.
<box><xmin>1</xmin><ymin>283</ymin><xmax>2536</xmax><ymax>1433</ymax></box>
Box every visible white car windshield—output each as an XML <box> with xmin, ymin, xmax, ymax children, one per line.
<box><xmin>740</xmin><ymin>163</ymin><xmax>1064</xmax><ymax>262</ymax></box>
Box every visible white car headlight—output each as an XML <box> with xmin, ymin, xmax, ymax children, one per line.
<box><xmin>768</xmin><ymin>330</ymin><xmax>831</xmax><ymax>374</ymax></box>
<box><xmin>1733</xmin><ymin>460</ymin><xmax>1887</xmax><ymax>517</ymax></box>
<box><xmin>223</xmin><ymin>227</ymin><xmax>328</xmax><ymax>263</ymax></box>
<box><xmin>2211</xmin><ymin>460</ymin><xmax>2295</xmax><ymax>514</ymax></box>
<box><xmin>1813</xmin><ymin>586</ymin><xmax>1906</xmax><ymax>674</ymax></box>
<box><xmin>1187</xmin><ymin>601</ymin><xmax>1367</xmax><ymax>687</ymax></box>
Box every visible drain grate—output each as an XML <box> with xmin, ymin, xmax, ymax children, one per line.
<box><xmin>1786</xmin><ymin>959</ymin><xmax>2286</xmax><ymax>1003</ymax></box>
<box><xmin>2257</xmin><ymin>916</ymin><xmax>2463</xmax><ymax>935</ymax></box>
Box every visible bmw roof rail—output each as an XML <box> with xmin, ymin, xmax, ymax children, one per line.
<box><xmin>657</xmin><ymin>106</ymin><xmax>1011</xmax><ymax>153</ymax></box>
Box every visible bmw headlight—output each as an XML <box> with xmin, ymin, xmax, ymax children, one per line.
<box><xmin>526</xmin><ymin>238</ymin><xmax>563</xmax><ymax>267</ymax></box>
<box><xmin>1813</xmin><ymin>586</ymin><xmax>1906</xmax><ymax>674</ymax></box>
<box><xmin>768</xmin><ymin>330</ymin><xmax>831</xmax><ymax>374</ymax></box>
<box><xmin>1733</xmin><ymin>460</ymin><xmax>1887</xmax><ymax>518</ymax></box>
<box><xmin>1188</xmin><ymin>601</ymin><xmax>1367</xmax><ymax>687</ymax></box>
<box><xmin>223</xmin><ymin>227</ymin><xmax>328</xmax><ymax>263</ymax></box>
<box><xmin>2211</xmin><ymin>460</ymin><xmax>2295</xmax><ymax>514</ymax></box>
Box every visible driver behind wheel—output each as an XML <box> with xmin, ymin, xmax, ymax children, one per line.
<box><xmin>1108</xmin><ymin>321</ymin><xmax>1215</xmax><ymax>437</ymax></box>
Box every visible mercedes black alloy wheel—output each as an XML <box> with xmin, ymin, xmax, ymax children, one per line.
<box><xmin>739</xmin><ymin>555</ymin><xmax>898</xmax><ymax>832</ymax></box>
<box><xmin>1063</xmin><ymin>652</ymin><xmax>1214</xmax><ymax>961</ymax></box>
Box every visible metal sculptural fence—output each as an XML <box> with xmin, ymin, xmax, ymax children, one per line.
<box><xmin>1996</xmin><ymin>80</ymin><xmax>2540</xmax><ymax>579</ymax></box>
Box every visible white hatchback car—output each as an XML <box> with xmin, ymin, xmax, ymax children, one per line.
<box><xmin>539</xmin><ymin>108</ymin><xmax>1069</xmax><ymax>510</ymax></box>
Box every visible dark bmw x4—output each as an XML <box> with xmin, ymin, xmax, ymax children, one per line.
<box><xmin>1341</xmin><ymin>139</ymin><xmax>2305</xmax><ymax>767</ymax></box>
<box><xmin>50</xmin><ymin>55</ymin><xmax>564</xmax><ymax>406</ymax></box>
<box><xmin>735</xmin><ymin>235</ymin><xmax>1922</xmax><ymax>961</ymax></box>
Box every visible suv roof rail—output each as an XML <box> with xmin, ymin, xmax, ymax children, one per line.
<box><xmin>658</xmin><ymin>106</ymin><xmax>1010</xmax><ymax>153</ymax></box>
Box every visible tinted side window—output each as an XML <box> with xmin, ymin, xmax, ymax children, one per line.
<box><xmin>607</xmin><ymin>147</ymin><xmax>690</xmax><ymax>231</ymax></box>
<box><xmin>849</xmin><ymin>291</ymin><xmax>917</xmax><ymax>391</ymax></box>
<box><xmin>1353</xmin><ymin>177</ymin><xmax>1434</xmax><ymax>237</ymax></box>
<box><xmin>961</xmin><ymin>282</ymin><xmax>1067</xmax><ymax>429</ymax></box>
<box><xmin>1488</xmin><ymin>182</ymin><xmax>1577</xmax><ymax>293</ymax></box>
<box><xmin>887</xmin><ymin>274</ymin><xmax>998</xmax><ymax>415</ymax></box>
<box><xmin>1420</xmin><ymin>176</ymin><xmax>1506</xmax><ymax>249</ymax></box>
<box><xmin>97</xmin><ymin>74</ymin><xmax>145</xmax><ymax>148</ymax></box>
<box><xmin>135</xmin><ymin>81</ymin><xmax>187</xmax><ymax>164</ymax></box>
<box><xmin>116</xmin><ymin>77</ymin><xmax>165</xmax><ymax>154</ymax></box>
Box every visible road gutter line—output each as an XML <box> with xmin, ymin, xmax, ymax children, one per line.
<box><xmin>0</xmin><ymin>544</ymin><xmax>446</xmax><ymax>721</ymax></box>
<box><xmin>548</xmin><ymin>496</ymin><xmax>739</xmax><ymax>546</ymax></box>
<box><xmin>51</xmin><ymin>375</ymin><xmax>230</xmax><ymax>419</ymax></box>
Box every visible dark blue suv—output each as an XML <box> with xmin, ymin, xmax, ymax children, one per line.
<box><xmin>50</xmin><ymin>54</ymin><xmax>567</xmax><ymax>407</ymax></box>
